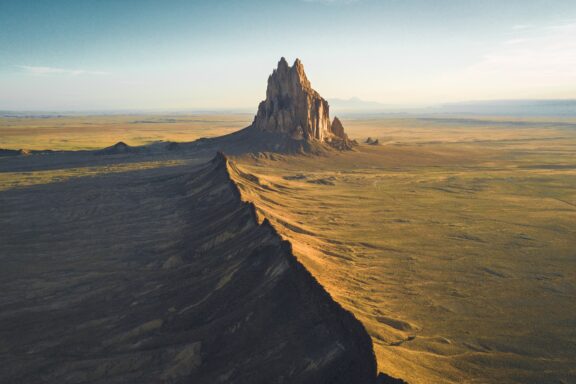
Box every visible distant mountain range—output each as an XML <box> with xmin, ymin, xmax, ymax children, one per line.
<box><xmin>327</xmin><ymin>97</ymin><xmax>393</xmax><ymax>112</ymax></box>
<box><xmin>3</xmin><ymin>99</ymin><xmax>575</xmax><ymax>118</ymax></box>
<box><xmin>328</xmin><ymin>98</ymin><xmax>576</xmax><ymax>116</ymax></box>
<box><xmin>437</xmin><ymin>99</ymin><xmax>576</xmax><ymax>116</ymax></box>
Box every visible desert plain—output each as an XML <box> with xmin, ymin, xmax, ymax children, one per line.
<box><xmin>1</xmin><ymin>113</ymin><xmax>575</xmax><ymax>383</ymax></box>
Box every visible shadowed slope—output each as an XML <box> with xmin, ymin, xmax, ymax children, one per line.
<box><xmin>0</xmin><ymin>153</ymin><xmax>378</xmax><ymax>383</ymax></box>
<box><xmin>226</xmin><ymin>142</ymin><xmax>576</xmax><ymax>384</ymax></box>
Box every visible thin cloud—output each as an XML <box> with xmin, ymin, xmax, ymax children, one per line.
<box><xmin>18</xmin><ymin>65</ymin><xmax>108</xmax><ymax>76</ymax></box>
<box><xmin>450</xmin><ymin>21</ymin><xmax>576</xmax><ymax>88</ymax></box>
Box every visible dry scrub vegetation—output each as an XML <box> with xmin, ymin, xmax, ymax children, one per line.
<box><xmin>233</xmin><ymin>117</ymin><xmax>576</xmax><ymax>384</ymax></box>
<box><xmin>1</xmin><ymin>115</ymin><xmax>575</xmax><ymax>383</ymax></box>
<box><xmin>0</xmin><ymin>114</ymin><xmax>252</xmax><ymax>151</ymax></box>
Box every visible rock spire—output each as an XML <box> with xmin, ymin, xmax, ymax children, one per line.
<box><xmin>252</xmin><ymin>57</ymin><xmax>352</xmax><ymax>148</ymax></box>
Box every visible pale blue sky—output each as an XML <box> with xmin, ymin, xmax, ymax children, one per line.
<box><xmin>0</xmin><ymin>0</ymin><xmax>575</xmax><ymax>110</ymax></box>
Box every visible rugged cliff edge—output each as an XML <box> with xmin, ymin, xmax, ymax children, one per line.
<box><xmin>0</xmin><ymin>152</ymin><xmax>384</xmax><ymax>383</ymax></box>
<box><xmin>224</xmin><ymin>153</ymin><xmax>407</xmax><ymax>384</ymax></box>
<box><xmin>215</xmin><ymin>152</ymin><xmax>380</xmax><ymax>382</ymax></box>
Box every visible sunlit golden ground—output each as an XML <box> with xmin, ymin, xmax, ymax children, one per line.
<box><xmin>0</xmin><ymin>160</ymin><xmax>193</xmax><ymax>192</ymax></box>
<box><xmin>233</xmin><ymin>117</ymin><xmax>576</xmax><ymax>384</ymax></box>
<box><xmin>2</xmin><ymin>115</ymin><xmax>575</xmax><ymax>383</ymax></box>
<box><xmin>0</xmin><ymin>113</ymin><xmax>252</xmax><ymax>151</ymax></box>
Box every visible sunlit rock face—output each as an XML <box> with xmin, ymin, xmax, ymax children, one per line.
<box><xmin>182</xmin><ymin>57</ymin><xmax>354</xmax><ymax>154</ymax></box>
<box><xmin>331</xmin><ymin>116</ymin><xmax>348</xmax><ymax>140</ymax></box>
<box><xmin>252</xmin><ymin>57</ymin><xmax>342</xmax><ymax>144</ymax></box>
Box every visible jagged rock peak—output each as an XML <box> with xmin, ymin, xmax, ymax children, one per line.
<box><xmin>273</xmin><ymin>57</ymin><xmax>310</xmax><ymax>88</ymax></box>
<box><xmin>331</xmin><ymin>116</ymin><xmax>348</xmax><ymax>140</ymax></box>
<box><xmin>252</xmin><ymin>58</ymin><xmax>353</xmax><ymax>149</ymax></box>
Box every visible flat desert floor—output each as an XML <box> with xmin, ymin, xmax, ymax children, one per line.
<box><xmin>236</xmin><ymin>116</ymin><xmax>576</xmax><ymax>384</ymax></box>
<box><xmin>1</xmin><ymin>114</ymin><xmax>575</xmax><ymax>383</ymax></box>
<box><xmin>0</xmin><ymin>113</ymin><xmax>253</xmax><ymax>151</ymax></box>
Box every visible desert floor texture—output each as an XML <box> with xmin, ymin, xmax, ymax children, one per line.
<box><xmin>1</xmin><ymin>114</ymin><xmax>575</xmax><ymax>383</ymax></box>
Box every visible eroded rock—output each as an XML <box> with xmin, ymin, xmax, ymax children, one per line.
<box><xmin>251</xmin><ymin>58</ymin><xmax>354</xmax><ymax>149</ymax></box>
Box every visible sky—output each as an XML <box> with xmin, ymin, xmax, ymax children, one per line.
<box><xmin>0</xmin><ymin>0</ymin><xmax>575</xmax><ymax>110</ymax></box>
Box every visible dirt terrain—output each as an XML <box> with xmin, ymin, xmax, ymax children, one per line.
<box><xmin>1</xmin><ymin>114</ymin><xmax>575</xmax><ymax>383</ymax></box>
<box><xmin>232</xmin><ymin>117</ymin><xmax>576</xmax><ymax>383</ymax></box>
<box><xmin>0</xmin><ymin>114</ymin><xmax>252</xmax><ymax>151</ymax></box>
<box><xmin>0</xmin><ymin>150</ymin><xmax>384</xmax><ymax>383</ymax></box>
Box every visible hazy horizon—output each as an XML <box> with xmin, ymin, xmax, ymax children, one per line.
<box><xmin>1</xmin><ymin>0</ymin><xmax>575</xmax><ymax>110</ymax></box>
<box><xmin>2</xmin><ymin>98</ymin><xmax>575</xmax><ymax>117</ymax></box>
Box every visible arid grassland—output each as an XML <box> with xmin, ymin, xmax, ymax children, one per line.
<box><xmin>233</xmin><ymin>117</ymin><xmax>576</xmax><ymax>383</ymax></box>
<box><xmin>0</xmin><ymin>114</ymin><xmax>252</xmax><ymax>151</ymax></box>
<box><xmin>1</xmin><ymin>115</ymin><xmax>575</xmax><ymax>383</ymax></box>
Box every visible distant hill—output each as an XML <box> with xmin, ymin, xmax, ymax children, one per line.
<box><xmin>3</xmin><ymin>99</ymin><xmax>574</xmax><ymax>118</ymax></box>
<box><xmin>328</xmin><ymin>98</ymin><xmax>576</xmax><ymax>117</ymax></box>
<box><xmin>328</xmin><ymin>97</ymin><xmax>391</xmax><ymax>113</ymax></box>
<box><xmin>437</xmin><ymin>100</ymin><xmax>576</xmax><ymax>116</ymax></box>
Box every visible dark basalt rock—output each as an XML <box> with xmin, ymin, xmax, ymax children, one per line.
<box><xmin>0</xmin><ymin>148</ymin><xmax>49</xmax><ymax>157</ymax></box>
<box><xmin>0</xmin><ymin>148</ymin><xmax>26</xmax><ymax>157</ymax></box>
<box><xmin>0</xmin><ymin>152</ymin><xmax>380</xmax><ymax>384</ymax></box>
<box><xmin>365</xmin><ymin>137</ymin><xmax>380</xmax><ymax>145</ymax></box>
<box><xmin>96</xmin><ymin>141</ymin><xmax>143</xmax><ymax>155</ymax></box>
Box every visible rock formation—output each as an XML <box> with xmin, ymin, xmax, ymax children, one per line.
<box><xmin>176</xmin><ymin>57</ymin><xmax>355</xmax><ymax>155</ymax></box>
<box><xmin>331</xmin><ymin>116</ymin><xmax>347</xmax><ymax>140</ymax></box>
<box><xmin>96</xmin><ymin>141</ymin><xmax>142</xmax><ymax>155</ymax></box>
<box><xmin>0</xmin><ymin>152</ymin><xmax>380</xmax><ymax>383</ymax></box>
<box><xmin>251</xmin><ymin>57</ymin><xmax>353</xmax><ymax>149</ymax></box>
<box><xmin>365</xmin><ymin>137</ymin><xmax>380</xmax><ymax>145</ymax></box>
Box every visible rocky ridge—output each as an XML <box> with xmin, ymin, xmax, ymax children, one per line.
<box><xmin>0</xmin><ymin>152</ymin><xmax>385</xmax><ymax>383</ymax></box>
